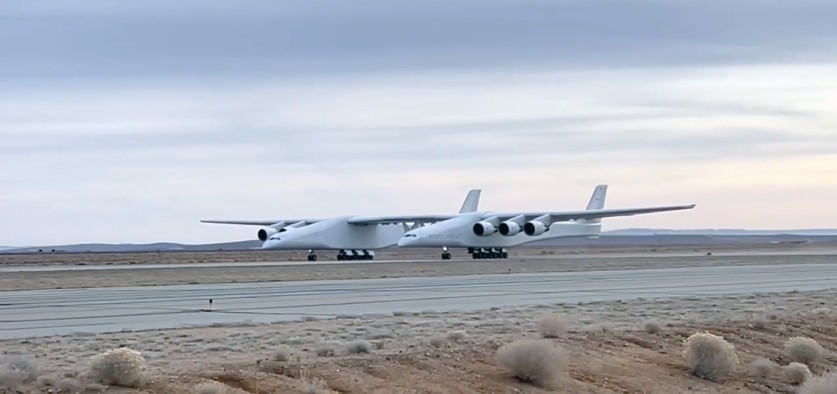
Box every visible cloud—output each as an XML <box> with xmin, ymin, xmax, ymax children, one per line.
<box><xmin>1</xmin><ymin>1</ymin><xmax>836</xmax><ymax>245</ymax></box>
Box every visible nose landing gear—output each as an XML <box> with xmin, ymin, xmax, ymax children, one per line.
<box><xmin>307</xmin><ymin>250</ymin><xmax>317</xmax><ymax>261</ymax></box>
<box><xmin>441</xmin><ymin>246</ymin><xmax>451</xmax><ymax>260</ymax></box>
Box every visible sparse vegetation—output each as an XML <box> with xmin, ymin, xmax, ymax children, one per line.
<box><xmin>784</xmin><ymin>337</ymin><xmax>824</xmax><ymax>365</ymax></box>
<box><xmin>428</xmin><ymin>336</ymin><xmax>448</xmax><ymax>348</ymax></box>
<box><xmin>643</xmin><ymin>320</ymin><xmax>662</xmax><ymax>334</ymax></box>
<box><xmin>297</xmin><ymin>377</ymin><xmax>334</xmax><ymax>394</ymax></box>
<box><xmin>495</xmin><ymin>339</ymin><xmax>568</xmax><ymax>389</ymax></box>
<box><xmin>87</xmin><ymin>347</ymin><xmax>147</xmax><ymax>388</ymax></box>
<box><xmin>447</xmin><ymin>330</ymin><xmax>467</xmax><ymax>343</ymax></box>
<box><xmin>0</xmin><ymin>355</ymin><xmax>39</xmax><ymax>389</ymax></box>
<box><xmin>682</xmin><ymin>332</ymin><xmax>738</xmax><ymax>381</ymax></box>
<box><xmin>345</xmin><ymin>340</ymin><xmax>371</xmax><ymax>354</ymax></box>
<box><xmin>749</xmin><ymin>358</ymin><xmax>777</xmax><ymax>378</ymax></box>
<box><xmin>798</xmin><ymin>370</ymin><xmax>837</xmax><ymax>394</ymax></box>
<box><xmin>784</xmin><ymin>362</ymin><xmax>812</xmax><ymax>385</ymax></box>
<box><xmin>272</xmin><ymin>346</ymin><xmax>292</xmax><ymax>362</ymax></box>
<box><xmin>194</xmin><ymin>381</ymin><xmax>227</xmax><ymax>394</ymax></box>
<box><xmin>315</xmin><ymin>344</ymin><xmax>337</xmax><ymax>357</ymax></box>
<box><xmin>537</xmin><ymin>314</ymin><xmax>567</xmax><ymax>339</ymax></box>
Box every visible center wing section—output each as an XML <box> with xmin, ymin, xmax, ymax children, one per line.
<box><xmin>347</xmin><ymin>215</ymin><xmax>460</xmax><ymax>225</ymax></box>
<box><xmin>200</xmin><ymin>219</ymin><xmax>314</xmax><ymax>226</ymax></box>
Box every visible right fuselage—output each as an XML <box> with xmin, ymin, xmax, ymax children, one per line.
<box><xmin>397</xmin><ymin>212</ymin><xmax>601</xmax><ymax>248</ymax></box>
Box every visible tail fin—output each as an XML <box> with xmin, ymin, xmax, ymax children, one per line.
<box><xmin>586</xmin><ymin>184</ymin><xmax>608</xmax><ymax>211</ymax></box>
<box><xmin>459</xmin><ymin>189</ymin><xmax>481</xmax><ymax>213</ymax></box>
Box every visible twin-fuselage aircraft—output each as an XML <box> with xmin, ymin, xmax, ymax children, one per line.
<box><xmin>202</xmin><ymin>185</ymin><xmax>695</xmax><ymax>261</ymax></box>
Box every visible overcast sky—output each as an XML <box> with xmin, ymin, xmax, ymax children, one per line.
<box><xmin>2</xmin><ymin>0</ymin><xmax>836</xmax><ymax>245</ymax></box>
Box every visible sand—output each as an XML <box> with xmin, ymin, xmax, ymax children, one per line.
<box><xmin>2</xmin><ymin>288</ymin><xmax>835</xmax><ymax>393</ymax></box>
<box><xmin>2</xmin><ymin>251</ymin><xmax>836</xmax><ymax>291</ymax></box>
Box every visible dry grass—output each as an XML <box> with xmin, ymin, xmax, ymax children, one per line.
<box><xmin>446</xmin><ymin>330</ymin><xmax>467</xmax><ymax>343</ymax></box>
<box><xmin>87</xmin><ymin>347</ymin><xmax>147</xmax><ymax>388</ymax></box>
<box><xmin>749</xmin><ymin>358</ymin><xmax>778</xmax><ymax>378</ymax></box>
<box><xmin>798</xmin><ymin>370</ymin><xmax>837</xmax><ymax>394</ymax></box>
<box><xmin>0</xmin><ymin>355</ymin><xmax>39</xmax><ymax>390</ymax></box>
<box><xmin>784</xmin><ymin>362</ymin><xmax>812</xmax><ymax>385</ymax></box>
<box><xmin>537</xmin><ymin>314</ymin><xmax>567</xmax><ymax>339</ymax></box>
<box><xmin>784</xmin><ymin>336</ymin><xmax>824</xmax><ymax>365</ymax></box>
<box><xmin>345</xmin><ymin>340</ymin><xmax>371</xmax><ymax>354</ymax></box>
<box><xmin>682</xmin><ymin>332</ymin><xmax>739</xmax><ymax>381</ymax></box>
<box><xmin>643</xmin><ymin>320</ymin><xmax>662</xmax><ymax>334</ymax></box>
<box><xmin>428</xmin><ymin>336</ymin><xmax>448</xmax><ymax>348</ymax></box>
<box><xmin>495</xmin><ymin>339</ymin><xmax>568</xmax><ymax>389</ymax></box>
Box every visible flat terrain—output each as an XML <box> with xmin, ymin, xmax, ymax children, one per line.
<box><xmin>1</xmin><ymin>249</ymin><xmax>836</xmax><ymax>291</ymax></box>
<box><xmin>2</xmin><ymin>288</ymin><xmax>835</xmax><ymax>393</ymax></box>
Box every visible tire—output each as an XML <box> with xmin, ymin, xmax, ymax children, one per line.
<box><xmin>311</xmin><ymin>255</ymin><xmax>317</xmax><ymax>261</ymax></box>
<box><xmin>502</xmin><ymin>252</ymin><xmax>509</xmax><ymax>259</ymax></box>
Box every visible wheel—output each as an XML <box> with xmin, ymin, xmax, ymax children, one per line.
<box><xmin>442</xmin><ymin>252</ymin><xmax>450</xmax><ymax>260</ymax></box>
<box><xmin>310</xmin><ymin>255</ymin><xmax>317</xmax><ymax>261</ymax></box>
<box><xmin>307</xmin><ymin>255</ymin><xmax>312</xmax><ymax>261</ymax></box>
<box><xmin>480</xmin><ymin>252</ymin><xmax>489</xmax><ymax>259</ymax></box>
<box><xmin>472</xmin><ymin>253</ymin><xmax>479</xmax><ymax>259</ymax></box>
<box><xmin>502</xmin><ymin>252</ymin><xmax>509</xmax><ymax>259</ymax></box>
<box><xmin>337</xmin><ymin>254</ymin><xmax>343</xmax><ymax>261</ymax></box>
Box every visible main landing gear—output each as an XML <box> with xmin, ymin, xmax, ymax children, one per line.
<box><xmin>468</xmin><ymin>247</ymin><xmax>508</xmax><ymax>260</ymax></box>
<box><xmin>307</xmin><ymin>250</ymin><xmax>318</xmax><ymax>261</ymax></box>
<box><xmin>336</xmin><ymin>249</ymin><xmax>375</xmax><ymax>261</ymax></box>
<box><xmin>441</xmin><ymin>246</ymin><xmax>451</xmax><ymax>260</ymax></box>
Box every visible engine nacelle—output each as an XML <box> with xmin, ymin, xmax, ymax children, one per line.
<box><xmin>258</xmin><ymin>227</ymin><xmax>279</xmax><ymax>241</ymax></box>
<box><xmin>523</xmin><ymin>221</ymin><xmax>548</xmax><ymax>236</ymax></box>
<box><xmin>472</xmin><ymin>221</ymin><xmax>497</xmax><ymax>237</ymax></box>
<box><xmin>499</xmin><ymin>221</ymin><xmax>522</xmax><ymax>236</ymax></box>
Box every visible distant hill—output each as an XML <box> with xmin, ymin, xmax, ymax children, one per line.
<box><xmin>1</xmin><ymin>240</ymin><xmax>261</xmax><ymax>254</ymax></box>
<box><xmin>604</xmin><ymin>228</ymin><xmax>837</xmax><ymax>236</ymax></box>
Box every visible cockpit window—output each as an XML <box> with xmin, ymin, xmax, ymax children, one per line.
<box><xmin>403</xmin><ymin>234</ymin><xmax>418</xmax><ymax>238</ymax></box>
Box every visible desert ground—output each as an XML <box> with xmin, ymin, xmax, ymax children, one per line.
<box><xmin>1</xmin><ymin>247</ymin><xmax>836</xmax><ymax>393</ymax></box>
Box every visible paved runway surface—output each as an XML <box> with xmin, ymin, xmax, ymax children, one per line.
<box><xmin>2</xmin><ymin>263</ymin><xmax>836</xmax><ymax>339</ymax></box>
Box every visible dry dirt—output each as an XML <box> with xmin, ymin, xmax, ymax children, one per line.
<box><xmin>2</xmin><ymin>250</ymin><xmax>836</xmax><ymax>291</ymax></box>
<box><xmin>2</xmin><ymin>289</ymin><xmax>836</xmax><ymax>393</ymax></box>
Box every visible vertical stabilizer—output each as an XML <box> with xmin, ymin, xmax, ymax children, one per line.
<box><xmin>459</xmin><ymin>189</ymin><xmax>481</xmax><ymax>213</ymax></box>
<box><xmin>586</xmin><ymin>185</ymin><xmax>608</xmax><ymax>211</ymax></box>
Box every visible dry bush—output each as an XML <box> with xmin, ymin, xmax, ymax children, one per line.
<box><xmin>750</xmin><ymin>312</ymin><xmax>768</xmax><ymax>329</ymax></box>
<box><xmin>784</xmin><ymin>337</ymin><xmax>824</xmax><ymax>365</ymax></box>
<box><xmin>682</xmin><ymin>332</ymin><xmax>738</xmax><ymax>381</ymax></box>
<box><xmin>428</xmin><ymin>336</ymin><xmax>448</xmax><ymax>348</ymax></box>
<box><xmin>784</xmin><ymin>362</ymin><xmax>812</xmax><ymax>385</ymax></box>
<box><xmin>272</xmin><ymin>346</ymin><xmax>291</xmax><ymax>362</ymax></box>
<box><xmin>447</xmin><ymin>330</ymin><xmax>467</xmax><ymax>343</ymax></box>
<box><xmin>0</xmin><ymin>355</ymin><xmax>39</xmax><ymax>389</ymax></box>
<box><xmin>537</xmin><ymin>314</ymin><xmax>567</xmax><ymax>339</ymax></box>
<box><xmin>194</xmin><ymin>381</ymin><xmax>227</xmax><ymax>394</ymax></box>
<box><xmin>643</xmin><ymin>320</ymin><xmax>662</xmax><ymax>334</ymax></box>
<box><xmin>298</xmin><ymin>378</ymin><xmax>334</xmax><ymax>394</ymax></box>
<box><xmin>798</xmin><ymin>370</ymin><xmax>837</xmax><ymax>394</ymax></box>
<box><xmin>315</xmin><ymin>344</ymin><xmax>337</xmax><ymax>357</ymax></box>
<box><xmin>495</xmin><ymin>339</ymin><xmax>568</xmax><ymax>389</ymax></box>
<box><xmin>87</xmin><ymin>347</ymin><xmax>147</xmax><ymax>388</ymax></box>
<box><xmin>345</xmin><ymin>340</ymin><xmax>371</xmax><ymax>354</ymax></box>
<box><xmin>749</xmin><ymin>358</ymin><xmax>778</xmax><ymax>378</ymax></box>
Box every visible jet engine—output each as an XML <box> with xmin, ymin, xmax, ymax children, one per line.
<box><xmin>523</xmin><ymin>221</ymin><xmax>548</xmax><ymax>236</ymax></box>
<box><xmin>258</xmin><ymin>227</ymin><xmax>279</xmax><ymax>241</ymax></box>
<box><xmin>472</xmin><ymin>221</ymin><xmax>497</xmax><ymax>236</ymax></box>
<box><xmin>499</xmin><ymin>221</ymin><xmax>522</xmax><ymax>236</ymax></box>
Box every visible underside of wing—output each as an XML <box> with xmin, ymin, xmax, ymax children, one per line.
<box><xmin>484</xmin><ymin>204</ymin><xmax>696</xmax><ymax>223</ymax></box>
<box><xmin>347</xmin><ymin>215</ymin><xmax>459</xmax><ymax>225</ymax></box>
<box><xmin>200</xmin><ymin>219</ymin><xmax>310</xmax><ymax>226</ymax></box>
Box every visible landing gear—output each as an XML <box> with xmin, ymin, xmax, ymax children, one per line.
<box><xmin>470</xmin><ymin>247</ymin><xmax>508</xmax><ymax>260</ymax></box>
<box><xmin>441</xmin><ymin>247</ymin><xmax>451</xmax><ymax>260</ymax></box>
<box><xmin>337</xmin><ymin>249</ymin><xmax>375</xmax><ymax>261</ymax></box>
<box><xmin>307</xmin><ymin>250</ymin><xmax>317</xmax><ymax>261</ymax></box>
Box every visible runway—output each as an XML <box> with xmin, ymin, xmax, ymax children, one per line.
<box><xmin>1</xmin><ymin>263</ymin><xmax>836</xmax><ymax>340</ymax></box>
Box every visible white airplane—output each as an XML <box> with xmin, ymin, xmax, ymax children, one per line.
<box><xmin>393</xmin><ymin>185</ymin><xmax>696</xmax><ymax>260</ymax></box>
<box><xmin>201</xmin><ymin>189</ymin><xmax>482</xmax><ymax>261</ymax></box>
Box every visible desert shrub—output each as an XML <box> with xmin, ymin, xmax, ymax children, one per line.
<box><xmin>784</xmin><ymin>337</ymin><xmax>824</xmax><ymax>365</ymax></box>
<box><xmin>0</xmin><ymin>355</ymin><xmax>39</xmax><ymax>388</ymax></box>
<box><xmin>495</xmin><ymin>339</ymin><xmax>568</xmax><ymax>389</ymax></box>
<box><xmin>428</xmin><ymin>336</ymin><xmax>448</xmax><ymax>348</ymax></box>
<box><xmin>315</xmin><ymin>344</ymin><xmax>337</xmax><ymax>357</ymax></box>
<box><xmin>750</xmin><ymin>313</ymin><xmax>768</xmax><ymax>329</ymax></box>
<box><xmin>749</xmin><ymin>358</ymin><xmax>778</xmax><ymax>378</ymax></box>
<box><xmin>194</xmin><ymin>381</ymin><xmax>227</xmax><ymax>394</ymax></box>
<box><xmin>537</xmin><ymin>314</ymin><xmax>567</xmax><ymax>339</ymax></box>
<box><xmin>784</xmin><ymin>362</ymin><xmax>812</xmax><ymax>385</ymax></box>
<box><xmin>87</xmin><ymin>347</ymin><xmax>146</xmax><ymax>388</ymax></box>
<box><xmin>345</xmin><ymin>340</ymin><xmax>371</xmax><ymax>354</ymax></box>
<box><xmin>682</xmin><ymin>332</ymin><xmax>738</xmax><ymax>381</ymax></box>
<box><xmin>447</xmin><ymin>330</ymin><xmax>467</xmax><ymax>343</ymax></box>
<box><xmin>643</xmin><ymin>320</ymin><xmax>662</xmax><ymax>334</ymax></box>
<box><xmin>298</xmin><ymin>377</ymin><xmax>333</xmax><ymax>394</ymax></box>
<box><xmin>798</xmin><ymin>370</ymin><xmax>837</xmax><ymax>394</ymax></box>
<box><xmin>57</xmin><ymin>378</ymin><xmax>83</xmax><ymax>392</ymax></box>
<box><xmin>272</xmin><ymin>346</ymin><xmax>291</xmax><ymax>362</ymax></box>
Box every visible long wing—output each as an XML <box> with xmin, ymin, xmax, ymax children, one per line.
<box><xmin>482</xmin><ymin>204</ymin><xmax>696</xmax><ymax>223</ymax></box>
<box><xmin>347</xmin><ymin>215</ymin><xmax>460</xmax><ymax>225</ymax></box>
<box><xmin>200</xmin><ymin>219</ymin><xmax>314</xmax><ymax>226</ymax></box>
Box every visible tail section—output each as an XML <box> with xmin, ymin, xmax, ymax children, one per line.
<box><xmin>586</xmin><ymin>185</ymin><xmax>608</xmax><ymax>210</ymax></box>
<box><xmin>459</xmin><ymin>189</ymin><xmax>481</xmax><ymax>213</ymax></box>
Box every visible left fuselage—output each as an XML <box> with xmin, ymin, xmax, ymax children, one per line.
<box><xmin>261</xmin><ymin>216</ymin><xmax>405</xmax><ymax>250</ymax></box>
<box><xmin>397</xmin><ymin>212</ymin><xmax>601</xmax><ymax>248</ymax></box>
